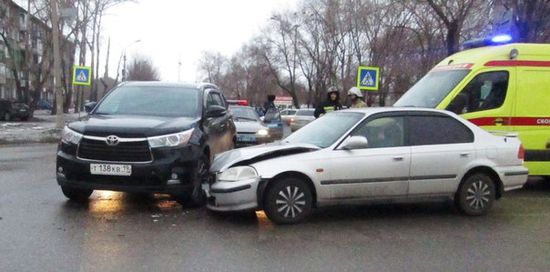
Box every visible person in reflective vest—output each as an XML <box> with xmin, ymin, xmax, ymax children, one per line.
<box><xmin>314</xmin><ymin>86</ymin><xmax>343</xmax><ymax>118</ymax></box>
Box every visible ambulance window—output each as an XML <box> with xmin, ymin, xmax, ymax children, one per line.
<box><xmin>408</xmin><ymin>115</ymin><xmax>474</xmax><ymax>145</ymax></box>
<box><xmin>447</xmin><ymin>71</ymin><xmax>509</xmax><ymax>114</ymax></box>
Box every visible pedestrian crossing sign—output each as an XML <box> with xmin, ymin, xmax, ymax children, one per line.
<box><xmin>357</xmin><ymin>66</ymin><xmax>380</xmax><ymax>91</ymax></box>
<box><xmin>72</xmin><ymin>65</ymin><xmax>92</xmax><ymax>86</ymax></box>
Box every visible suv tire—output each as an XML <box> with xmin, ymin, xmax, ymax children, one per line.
<box><xmin>61</xmin><ymin>186</ymin><xmax>93</xmax><ymax>202</ymax></box>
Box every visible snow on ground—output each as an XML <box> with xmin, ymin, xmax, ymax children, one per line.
<box><xmin>0</xmin><ymin>110</ymin><xmax>83</xmax><ymax>145</ymax></box>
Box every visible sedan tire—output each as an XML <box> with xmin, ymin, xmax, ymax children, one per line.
<box><xmin>456</xmin><ymin>173</ymin><xmax>496</xmax><ymax>216</ymax></box>
<box><xmin>61</xmin><ymin>186</ymin><xmax>93</xmax><ymax>202</ymax></box>
<box><xmin>264</xmin><ymin>177</ymin><xmax>313</xmax><ymax>224</ymax></box>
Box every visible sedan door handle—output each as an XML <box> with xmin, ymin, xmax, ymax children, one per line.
<box><xmin>460</xmin><ymin>152</ymin><xmax>470</xmax><ymax>157</ymax></box>
<box><xmin>393</xmin><ymin>156</ymin><xmax>404</xmax><ymax>161</ymax></box>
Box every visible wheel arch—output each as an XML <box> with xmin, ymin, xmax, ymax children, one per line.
<box><xmin>257</xmin><ymin>171</ymin><xmax>318</xmax><ymax>208</ymax></box>
<box><xmin>458</xmin><ymin>166</ymin><xmax>504</xmax><ymax>199</ymax></box>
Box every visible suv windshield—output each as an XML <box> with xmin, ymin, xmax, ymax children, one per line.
<box><xmin>94</xmin><ymin>86</ymin><xmax>201</xmax><ymax>117</ymax></box>
<box><xmin>394</xmin><ymin>69</ymin><xmax>470</xmax><ymax>108</ymax></box>
<box><xmin>285</xmin><ymin>112</ymin><xmax>364</xmax><ymax>148</ymax></box>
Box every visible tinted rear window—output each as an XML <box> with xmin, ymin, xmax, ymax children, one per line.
<box><xmin>408</xmin><ymin>115</ymin><xmax>474</xmax><ymax>145</ymax></box>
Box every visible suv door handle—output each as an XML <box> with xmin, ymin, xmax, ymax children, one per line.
<box><xmin>460</xmin><ymin>152</ymin><xmax>470</xmax><ymax>157</ymax></box>
<box><xmin>393</xmin><ymin>156</ymin><xmax>404</xmax><ymax>161</ymax></box>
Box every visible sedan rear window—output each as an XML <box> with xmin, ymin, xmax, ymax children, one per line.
<box><xmin>296</xmin><ymin>110</ymin><xmax>314</xmax><ymax>116</ymax></box>
<box><xmin>408</xmin><ymin>115</ymin><xmax>474</xmax><ymax>145</ymax></box>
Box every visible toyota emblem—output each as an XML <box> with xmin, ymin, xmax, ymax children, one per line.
<box><xmin>105</xmin><ymin>135</ymin><xmax>120</xmax><ymax>146</ymax></box>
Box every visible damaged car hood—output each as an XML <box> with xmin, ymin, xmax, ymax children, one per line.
<box><xmin>211</xmin><ymin>142</ymin><xmax>320</xmax><ymax>172</ymax></box>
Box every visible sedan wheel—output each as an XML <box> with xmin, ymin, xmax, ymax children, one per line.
<box><xmin>264</xmin><ymin>178</ymin><xmax>312</xmax><ymax>224</ymax></box>
<box><xmin>457</xmin><ymin>173</ymin><xmax>495</xmax><ymax>216</ymax></box>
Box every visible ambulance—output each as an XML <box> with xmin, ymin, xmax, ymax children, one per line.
<box><xmin>395</xmin><ymin>43</ymin><xmax>550</xmax><ymax>177</ymax></box>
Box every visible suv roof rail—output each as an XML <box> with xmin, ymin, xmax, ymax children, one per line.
<box><xmin>197</xmin><ymin>82</ymin><xmax>219</xmax><ymax>90</ymax></box>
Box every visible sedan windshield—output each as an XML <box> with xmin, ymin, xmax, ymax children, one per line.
<box><xmin>285</xmin><ymin>112</ymin><xmax>364</xmax><ymax>148</ymax></box>
<box><xmin>394</xmin><ymin>69</ymin><xmax>470</xmax><ymax>108</ymax></box>
<box><xmin>94</xmin><ymin>86</ymin><xmax>201</xmax><ymax>117</ymax></box>
<box><xmin>230</xmin><ymin>107</ymin><xmax>260</xmax><ymax>121</ymax></box>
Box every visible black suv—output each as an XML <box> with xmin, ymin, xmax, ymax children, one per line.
<box><xmin>56</xmin><ymin>82</ymin><xmax>236</xmax><ymax>205</ymax></box>
<box><xmin>0</xmin><ymin>99</ymin><xmax>31</xmax><ymax>121</ymax></box>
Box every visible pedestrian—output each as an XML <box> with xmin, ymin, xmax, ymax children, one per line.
<box><xmin>314</xmin><ymin>86</ymin><xmax>343</xmax><ymax>118</ymax></box>
<box><xmin>347</xmin><ymin>87</ymin><xmax>367</xmax><ymax>108</ymax></box>
<box><xmin>263</xmin><ymin>94</ymin><xmax>276</xmax><ymax>115</ymax></box>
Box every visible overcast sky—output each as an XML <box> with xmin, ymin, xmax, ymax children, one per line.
<box><xmin>100</xmin><ymin>0</ymin><xmax>298</xmax><ymax>82</ymax></box>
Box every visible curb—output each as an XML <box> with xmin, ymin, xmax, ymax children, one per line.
<box><xmin>0</xmin><ymin>129</ymin><xmax>61</xmax><ymax>145</ymax></box>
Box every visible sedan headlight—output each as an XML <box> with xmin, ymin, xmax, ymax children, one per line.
<box><xmin>148</xmin><ymin>128</ymin><xmax>194</xmax><ymax>148</ymax></box>
<box><xmin>61</xmin><ymin>126</ymin><xmax>83</xmax><ymax>145</ymax></box>
<box><xmin>256</xmin><ymin>129</ymin><xmax>269</xmax><ymax>137</ymax></box>
<box><xmin>218</xmin><ymin>166</ymin><xmax>258</xmax><ymax>182</ymax></box>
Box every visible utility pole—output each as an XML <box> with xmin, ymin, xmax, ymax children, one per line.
<box><xmin>51</xmin><ymin>0</ymin><xmax>64</xmax><ymax>129</ymax></box>
<box><xmin>122</xmin><ymin>53</ymin><xmax>127</xmax><ymax>81</ymax></box>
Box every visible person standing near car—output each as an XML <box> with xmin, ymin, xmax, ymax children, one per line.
<box><xmin>314</xmin><ymin>86</ymin><xmax>343</xmax><ymax>118</ymax></box>
<box><xmin>347</xmin><ymin>87</ymin><xmax>367</xmax><ymax>108</ymax></box>
<box><xmin>263</xmin><ymin>94</ymin><xmax>277</xmax><ymax>115</ymax></box>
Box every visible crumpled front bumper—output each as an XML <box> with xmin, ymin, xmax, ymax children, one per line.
<box><xmin>205</xmin><ymin>176</ymin><xmax>261</xmax><ymax>211</ymax></box>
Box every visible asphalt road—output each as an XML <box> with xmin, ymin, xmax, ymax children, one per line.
<box><xmin>1</xmin><ymin>144</ymin><xmax>550</xmax><ymax>272</ymax></box>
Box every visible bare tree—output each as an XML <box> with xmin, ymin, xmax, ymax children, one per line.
<box><xmin>197</xmin><ymin>51</ymin><xmax>227</xmax><ymax>85</ymax></box>
<box><xmin>126</xmin><ymin>55</ymin><xmax>160</xmax><ymax>81</ymax></box>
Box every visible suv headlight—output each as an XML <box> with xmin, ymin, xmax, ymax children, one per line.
<box><xmin>218</xmin><ymin>166</ymin><xmax>258</xmax><ymax>182</ymax></box>
<box><xmin>61</xmin><ymin>126</ymin><xmax>83</xmax><ymax>145</ymax></box>
<box><xmin>148</xmin><ymin>128</ymin><xmax>194</xmax><ymax>148</ymax></box>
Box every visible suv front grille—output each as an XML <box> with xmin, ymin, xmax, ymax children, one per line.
<box><xmin>77</xmin><ymin>138</ymin><xmax>152</xmax><ymax>163</ymax></box>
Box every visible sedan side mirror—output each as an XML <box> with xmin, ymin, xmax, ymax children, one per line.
<box><xmin>206</xmin><ymin>105</ymin><xmax>227</xmax><ymax>118</ymax></box>
<box><xmin>84</xmin><ymin>101</ymin><xmax>97</xmax><ymax>113</ymax></box>
<box><xmin>341</xmin><ymin>136</ymin><xmax>369</xmax><ymax>150</ymax></box>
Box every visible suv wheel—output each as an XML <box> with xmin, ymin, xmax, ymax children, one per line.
<box><xmin>264</xmin><ymin>177</ymin><xmax>313</xmax><ymax>224</ymax></box>
<box><xmin>175</xmin><ymin>154</ymin><xmax>209</xmax><ymax>207</ymax></box>
<box><xmin>456</xmin><ymin>173</ymin><xmax>496</xmax><ymax>216</ymax></box>
<box><xmin>61</xmin><ymin>186</ymin><xmax>93</xmax><ymax>202</ymax></box>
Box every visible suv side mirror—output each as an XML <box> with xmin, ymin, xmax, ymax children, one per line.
<box><xmin>84</xmin><ymin>101</ymin><xmax>97</xmax><ymax>113</ymax></box>
<box><xmin>341</xmin><ymin>136</ymin><xmax>369</xmax><ymax>150</ymax></box>
<box><xmin>206</xmin><ymin>105</ymin><xmax>227</xmax><ymax>118</ymax></box>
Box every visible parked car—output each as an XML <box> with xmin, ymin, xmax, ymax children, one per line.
<box><xmin>280</xmin><ymin>109</ymin><xmax>297</xmax><ymax>125</ymax></box>
<box><xmin>56</xmin><ymin>82</ymin><xmax>236</xmax><ymax>206</ymax></box>
<box><xmin>0</xmin><ymin>99</ymin><xmax>31</xmax><ymax>121</ymax></box>
<box><xmin>289</xmin><ymin>108</ymin><xmax>315</xmax><ymax>132</ymax></box>
<box><xmin>36</xmin><ymin>99</ymin><xmax>53</xmax><ymax>110</ymax></box>
<box><xmin>206</xmin><ymin>108</ymin><xmax>528</xmax><ymax>224</ymax></box>
<box><xmin>230</xmin><ymin>106</ymin><xmax>282</xmax><ymax>147</ymax></box>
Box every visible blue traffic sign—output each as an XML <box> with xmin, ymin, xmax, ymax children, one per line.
<box><xmin>72</xmin><ymin>66</ymin><xmax>92</xmax><ymax>86</ymax></box>
<box><xmin>357</xmin><ymin>66</ymin><xmax>380</xmax><ymax>91</ymax></box>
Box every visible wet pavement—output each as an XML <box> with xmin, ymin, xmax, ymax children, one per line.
<box><xmin>1</xmin><ymin>144</ymin><xmax>550</xmax><ymax>271</ymax></box>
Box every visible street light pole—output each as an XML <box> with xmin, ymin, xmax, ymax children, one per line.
<box><xmin>51</xmin><ymin>0</ymin><xmax>63</xmax><ymax>129</ymax></box>
<box><xmin>114</xmin><ymin>39</ymin><xmax>141</xmax><ymax>84</ymax></box>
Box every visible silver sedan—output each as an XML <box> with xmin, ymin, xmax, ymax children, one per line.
<box><xmin>206</xmin><ymin>108</ymin><xmax>528</xmax><ymax>224</ymax></box>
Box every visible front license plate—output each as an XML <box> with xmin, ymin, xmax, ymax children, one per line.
<box><xmin>90</xmin><ymin>164</ymin><xmax>132</xmax><ymax>176</ymax></box>
<box><xmin>237</xmin><ymin>134</ymin><xmax>256</xmax><ymax>142</ymax></box>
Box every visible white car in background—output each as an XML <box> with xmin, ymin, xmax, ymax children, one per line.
<box><xmin>289</xmin><ymin>108</ymin><xmax>315</xmax><ymax>132</ymax></box>
<box><xmin>280</xmin><ymin>109</ymin><xmax>297</xmax><ymax>125</ymax></box>
<box><xmin>205</xmin><ymin>108</ymin><xmax>528</xmax><ymax>224</ymax></box>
